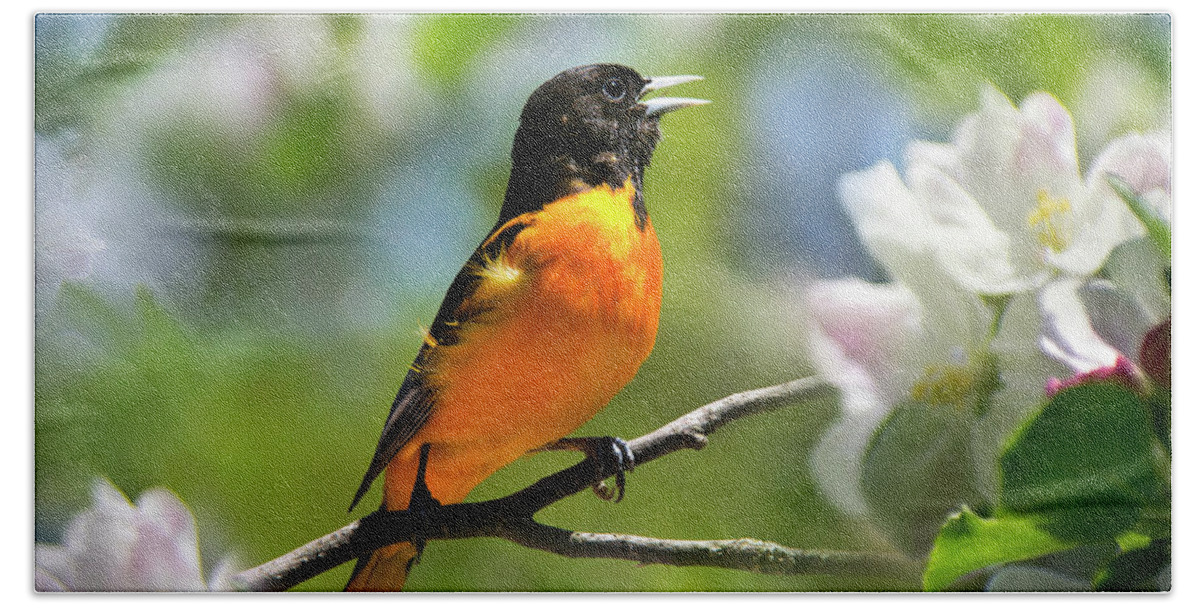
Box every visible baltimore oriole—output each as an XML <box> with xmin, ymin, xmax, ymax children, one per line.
<box><xmin>345</xmin><ymin>63</ymin><xmax>706</xmax><ymax>591</ymax></box>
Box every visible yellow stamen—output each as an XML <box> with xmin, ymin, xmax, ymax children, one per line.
<box><xmin>911</xmin><ymin>363</ymin><xmax>974</xmax><ymax>408</ymax></box>
<box><xmin>1027</xmin><ymin>189</ymin><xmax>1072</xmax><ymax>253</ymax></box>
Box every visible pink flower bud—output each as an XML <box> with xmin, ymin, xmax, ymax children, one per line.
<box><xmin>1139</xmin><ymin>318</ymin><xmax>1171</xmax><ymax>388</ymax></box>
<box><xmin>1045</xmin><ymin>355</ymin><xmax>1141</xmax><ymax>398</ymax></box>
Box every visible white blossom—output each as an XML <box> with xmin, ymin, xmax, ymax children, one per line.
<box><xmin>848</xmin><ymin>86</ymin><xmax>1167</xmax><ymax>297</ymax></box>
<box><xmin>837</xmin><ymin>86</ymin><xmax>1170</xmax><ymax>380</ymax></box>
<box><xmin>35</xmin><ymin>479</ymin><xmax>234</xmax><ymax>592</ymax></box>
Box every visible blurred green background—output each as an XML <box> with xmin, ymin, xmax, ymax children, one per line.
<box><xmin>34</xmin><ymin>13</ymin><xmax>1170</xmax><ymax>591</ymax></box>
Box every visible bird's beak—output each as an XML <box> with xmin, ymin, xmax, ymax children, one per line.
<box><xmin>640</xmin><ymin>75</ymin><xmax>709</xmax><ymax>118</ymax></box>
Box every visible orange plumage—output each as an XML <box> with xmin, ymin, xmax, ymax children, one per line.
<box><xmin>346</xmin><ymin>64</ymin><xmax>704</xmax><ymax>591</ymax></box>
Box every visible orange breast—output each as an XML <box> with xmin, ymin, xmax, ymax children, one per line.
<box><xmin>386</xmin><ymin>180</ymin><xmax>663</xmax><ymax>507</ymax></box>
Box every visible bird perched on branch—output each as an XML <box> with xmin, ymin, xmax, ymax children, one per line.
<box><xmin>345</xmin><ymin>63</ymin><xmax>707</xmax><ymax>591</ymax></box>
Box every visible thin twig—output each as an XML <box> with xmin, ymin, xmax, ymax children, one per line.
<box><xmin>231</xmin><ymin>377</ymin><xmax>907</xmax><ymax>592</ymax></box>
<box><xmin>499</xmin><ymin>520</ymin><xmax>921</xmax><ymax>581</ymax></box>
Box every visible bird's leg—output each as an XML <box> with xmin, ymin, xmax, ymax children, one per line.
<box><xmin>532</xmin><ymin>436</ymin><xmax>636</xmax><ymax>502</ymax></box>
<box><xmin>407</xmin><ymin>443</ymin><xmax>441</xmax><ymax>565</ymax></box>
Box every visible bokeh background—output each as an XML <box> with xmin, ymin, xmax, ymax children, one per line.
<box><xmin>34</xmin><ymin>13</ymin><xmax>1170</xmax><ymax>591</ymax></box>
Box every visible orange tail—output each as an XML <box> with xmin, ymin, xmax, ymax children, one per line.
<box><xmin>346</xmin><ymin>443</ymin><xmax>447</xmax><ymax>592</ymax></box>
<box><xmin>345</xmin><ymin>541</ymin><xmax>420</xmax><ymax>592</ymax></box>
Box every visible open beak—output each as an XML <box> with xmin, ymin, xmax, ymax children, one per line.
<box><xmin>640</xmin><ymin>74</ymin><xmax>709</xmax><ymax>118</ymax></box>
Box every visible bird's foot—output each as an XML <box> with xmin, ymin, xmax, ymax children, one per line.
<box><xmin>534</xmin><ymin>436</ymin><xmax>635</xmax><ymax>502</ymax></box>
<box><xmin>408</xmin><ymin>443</ymin><xmax>441</xmax><ymax>565</ymax></box>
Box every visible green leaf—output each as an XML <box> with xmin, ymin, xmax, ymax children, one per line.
<box><xmin>1116</xmin><ymin>531</ymin><xmax>1153</xmax><ymax>553</ymax></box>
<box><xmin>861</xmin><ymin>403</ymin><xmax>981</xmax><ymax>557</ymax></box>
<box><xmin>1108</xmin><ymin>174</ymin><xmax>1171</xmax><ymax>264</ymax></box>
<box><xmin>1145</xmin><ymin>387</ymin><xmax>1171</xmax><ymax>455</ymax></box>
<box><xmin>1094</xmin><ymin>538</ymin><xmax>1170</xmax><ymax>591</ymax></box>
<box><xmin>1000</xmin><ymin>383</ymin><xmax>1163</xmax><ymax>516</ymax></box>
<box><xmin>924</xmin><ymin>382</ymin><xmax>1169</xmax><ymax>589</ymax></box>
<box><xmin>1035</xmin><ymin>505</ymin><xmax>1141</xmax><ymax>544</ymax></box>
<box><xmin>924</xmin><ymin>508</ymin><xmax>1072</xmax><ymax>591</ymax></box>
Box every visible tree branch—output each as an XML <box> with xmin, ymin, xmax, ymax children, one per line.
<box><xmin>498</xmin><ymin>520</ymin><xmax>921</xmax><ymax>581</ymax></box>
<box><xmin>231</xmin><ymin>377</ymin><xmax>915</xmax><ymax>591</ymax></box>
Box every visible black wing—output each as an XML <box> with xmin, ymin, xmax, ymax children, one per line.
<box><xmin>347</xmin><ymin>369</ymin><xmax>435</xmax><ymax>512</ymax></box>
<box><xmin>347</xmin><ymin>218</ymin><xmax>533</xmax><ymax>512</ymax></box>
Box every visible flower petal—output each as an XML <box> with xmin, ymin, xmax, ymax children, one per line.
<box><xmin>1078</xmin><ymin>279</ymin><xmax>1155</xmax><ymax>360</ymax></box>
<box><xmin>1015</xmin><ymin>92</ymin><xmax>1079</xmax><ymax>177</ymax></box>
<box><xmin>807</xmin><ymin>278</ymin><xmax>924</xmax><ymax>404</ymax></box>
<box><xmin>206</xmin><ymin>556</ymin><xmax>243</xmax><ymax>592</ymax></box>
<box><xmin>129</xmin><ymin>489</ymin><xmax>206</xmax><ymax>591</ymax></box>
<box><xmin>1038</xmin><ymin>278</ymin><xmax>1122</xmax><ymax>373</ymax></box>
<box><xmin>1088</xmin><ymin>131</ymin><xmax>1172</xmax><ymax>206</ymax></box>
<box><xmin>806</xmin><ymin>279</ymin><xmax>924</xmax><ymax>515</ymax></box>
<box><xmin>907</xmin><ymin>161</ymin><xmax>1029</xmax><ymax>293</ymax></box>
<box><xmin>35</xmin><ymin>544</ymin><xmax>73</xmax><ymax>591</ymax></box>
<box><xmin>838</xmin><ymin>161</ymin><xmax>936</xmax><ymax>273</ymax></box>
<box><xmin>1050</xmin><ymin>131</ymin><xmax>1173</xmax><ymax>275</ymax></box>
<box><xmin>1085</xmin><ymin>130</ymin><xmax>1172</xmax><ymax>237</ymax></box>
<box><xmin>37</xmin><ymin>479</ymin><xmax>213</xmax><ymax>591</ymax></box>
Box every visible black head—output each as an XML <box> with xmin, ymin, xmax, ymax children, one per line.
<box><xmin>500</xmin><ymin>64</ymin><xmax>706</xmax><ymax>223</ymax></box>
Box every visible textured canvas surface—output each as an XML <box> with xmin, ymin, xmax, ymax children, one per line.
<box><xmin>34</xmin><ymin>13</ymin><xmax>1171</xmax><ymax>592</ymax></box>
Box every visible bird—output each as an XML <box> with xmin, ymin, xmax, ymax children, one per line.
<box><xmin>344</xmin><ymin>63</ymin><xmax>707</xmax><ymax>591</ymax></box>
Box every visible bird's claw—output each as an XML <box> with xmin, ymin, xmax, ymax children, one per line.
<box><xmin>592</xmin><ymin>480</ymin><xmax>616</xmax><ymax>501</ymax></box>
<box><xmin>589</xmin><ymin>436</ymin><xmax>635</xmax><ymax>503</ymax></box>
<box><xmin>533</xmin><ymin>436</ymin><xmax>636</xmax><ymax>502</ymax></box>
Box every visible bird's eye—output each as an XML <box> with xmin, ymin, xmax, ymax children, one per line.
<box><xmin>602</xmin><ymin>78</ymin><xmax>626</xmax><ymax>101</ymax></box>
